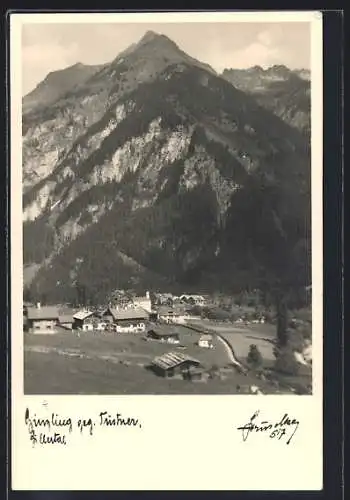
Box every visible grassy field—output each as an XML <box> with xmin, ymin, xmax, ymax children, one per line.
<box><xmin>24</xmin><ymin>325</ymin><xmax>229</xmax><ymax>366</ymax></box>
<box><xmin>25</xmin><ymin>350</ymin><xmax>285</xmax><ymax>395</ymax></box>
<box><xmin>187</xmin><ymin>319</ymin><xmax>276</xmax><ymax>360</ymax></box>
<box><xmin>24</xmin><ymin>322</ymin><xmax>311</xmax><ymax>395</ymax></box>
<box><xmin>175</xmin><ymin>319</ymin><xmax>312</xmax><ymax>393</ymax></box>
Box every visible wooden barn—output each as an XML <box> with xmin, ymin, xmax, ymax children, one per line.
<box><xmin>150</xmin><ymin>352</ymin><xmax>201</xmax><ymax>378</ymax></box>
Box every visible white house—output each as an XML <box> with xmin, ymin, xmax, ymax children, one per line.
<box><xmin>27</xmin><ymin>304</ymin><xmax>59</xmax><ymax>334</ymax></box>
<box><xmin>157</xmin><ymin>306</ymin><xmax>186</xmax><ymax>324</ymax></box>
<box><xmin>106</xmin><ymin>307</ymin><xmax>149</xmax><ymax>333</ymax></box>
<box><xmin>198</xmin><ymin>334</ymin><xmax>214</xmax><ymax>349</ymax></box>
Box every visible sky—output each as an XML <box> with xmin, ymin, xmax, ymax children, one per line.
<box><xmin>22</xmin><ymin>22</ymin><xmax>310</xmax><ymax>96</ymax></box>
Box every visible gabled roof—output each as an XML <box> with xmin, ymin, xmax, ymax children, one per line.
<box><xmin>73</xmin><ymin>310</ymin><xmax>94</xmax><ymax>321</ymax></box>
<box><xmin>109</xmin><ymin>307</ymin><xmax>149</xmax><ymax>321</ymax></box>
<box><xmin>27</xmin><ymin>306</ymin><xmax>59</xmax><ymax>321</ymax></box>
<box><xmin>180</xmin><ymin>294</ymin><xmax>205</xmax><ymax>301</ymax></box>
<box><xmin>152</xmin><ymin>352</ymin><xmax>200</xmax><ymax>371</ymax></box>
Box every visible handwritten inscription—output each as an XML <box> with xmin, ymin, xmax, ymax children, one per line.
<box><xmin>25</xmin><ymin>407</ymin><xmax>142</xmax><ymax>447</ymax></box>
<box><xmin>237</xmin><ymin>411</ymin><xmax>299</xmax><ymax>445</ymax></box>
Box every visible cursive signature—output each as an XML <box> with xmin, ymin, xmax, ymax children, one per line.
<box><xmin>237</xmin><ymin>411</ymin><xmax>299</xmax><ymax>445</ymax></box>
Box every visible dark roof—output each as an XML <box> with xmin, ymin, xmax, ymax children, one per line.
<box><xmin>152</xmin><ymin>352</ymin><xmax>201</xmax><ymax>371</ymax></box>
<box><xmin>27</xmin><ymin>306</ymin><xmax>59</xmax><ymax>320</ymax></box>
<box><xmin>148</xmin><ymin>328</ymin><xmax>179</xmax><ymax>338</ymax></box>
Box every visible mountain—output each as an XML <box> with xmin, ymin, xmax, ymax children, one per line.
<box><xmin>221</xmin><ymin>65</ymin><xmax>311</xmax><ymax>135</ymax></box>
<box><xmin>22</xmin><ymin>31</ymin><xmax>217</xmax><ymax>192</ymax></box>
<box><xmin>294</xmin><ymin>68</ymin><xmax>311</xmax><ymax>80</ymax></box>
<box><xmin>22</xmin><ymin>62</ymin><xmax>106</xmax><ymax>191</ymax></box>
<box><xmin>23</xmin><ymin>62</ymin><xmax>105</xmax><ymax>113</ymax></box>
<box><xmin>22</xmin><ymin>32</ymin><xmax>311</xmax><ymax>305</ymax></box>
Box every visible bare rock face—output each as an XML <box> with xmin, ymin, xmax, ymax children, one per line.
<box><xmin>22</xmin><ymin>32</ymin><xmax>310</xmax><ymax>304</ymax></box>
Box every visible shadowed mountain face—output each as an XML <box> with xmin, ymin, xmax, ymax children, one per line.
<box><xmin>22</xmin><ymin>32</ymin><xmax>311</xmax><ymax>304</ymax></box>
<box><xmin>221</xmin><ymin>65</ymin><xmax>311</xmax><ymax>135</ymax></box>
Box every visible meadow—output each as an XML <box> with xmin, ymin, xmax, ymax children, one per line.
<box><xmin>24</xmin><ymin>321</ymin><xmax>311</xmax><ymax>395</ymax></box>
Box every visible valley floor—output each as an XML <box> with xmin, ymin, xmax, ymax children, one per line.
<box><xmin>23</xmin><ymin>322</ymin><xmax>312</xmax><ymax>395</ymax></box>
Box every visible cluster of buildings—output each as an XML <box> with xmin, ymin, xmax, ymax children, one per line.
<box><xmin>23</xmin><ymin>290</ymin><xmax>207</xmax><ymax>335</ymax></box>
<box><xmin>154</xmin><ymin>292</ymin><xmax>206</xmax><ymax>307</ymax></box>
<box><xmin>23</xmin><ymin>291</ymin><xmax>218</xmax><ymax>383</ymax></box>
<box><xmin>23</xmin><ymin>300</ymin><xmax>151</xmax><ymax>335</ymax></box>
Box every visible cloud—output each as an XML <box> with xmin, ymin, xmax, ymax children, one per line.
<box><xmin>257</xmin><ymin>30</ymin><xmax>274</xmax><ymax>46</ymax></box>
<box><xmin>229</xmin><ymin>41</ymin><xmax>282</xmax><ymax>69</ymax></box>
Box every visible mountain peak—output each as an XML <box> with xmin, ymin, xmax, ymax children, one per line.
<box><xmin>267</xmin><ymin>64</ymin><xmax>291</xmax><ymax>76</ymax></box>
<box><xmin>137</xmin><ymin>30</ymin><xmax>179</xmax><ymax>49</ymax></box>
<box><xmin>139</xmin><ymin>30</ymin><xmax>162</xmax><ymax>43</ymax></box>
<box><xmin>250</xmin><ymin>65</ymin><xmax>264</xmax><ymax>72</ymax></box>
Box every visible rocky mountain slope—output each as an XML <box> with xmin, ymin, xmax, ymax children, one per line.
<box><xmin>22</xmin><ymin>32</ymin><xmax>311</xmax><ymax>305</ymax></box>
<box><xmin>22</xmin><ymin>31</ymin><xmax>217</xmax><ymax>192</ymax></box>
<box><xmin>221</xmin><ymin>65</ymin><xmax>311</xmax><ymax>135</ymax></box>
<box><xmin>23</xmin><ymin>62</ymin><xmax>105</xmax><ymax>113</ymax></box>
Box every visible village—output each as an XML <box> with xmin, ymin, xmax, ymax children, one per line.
<box><xmin>23</xmin><ymin>289</ymin><xmax>312</xmax><ymax>395</ymax></box>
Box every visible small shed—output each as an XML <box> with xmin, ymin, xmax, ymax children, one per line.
<box><xmin>150</xmin><ymin>352</ymin><xmax>201</xmax><ymax>378</ymax></box>
<box><xmin>27</xmin><ymin>304</ymin><xmax>59</xmax><ymax>334</ymax></box>
<box><xmin>72</xmin><ymin>310</ymin><xmax>95</xmax><ymax>331</ymax></box>
<box><xmin>198</xmin><ymin>334</ymin><xmax>214</xmax><ymax>349</ymax></box>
